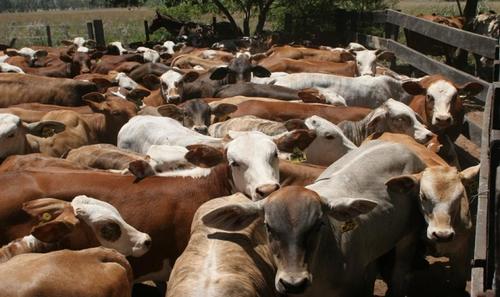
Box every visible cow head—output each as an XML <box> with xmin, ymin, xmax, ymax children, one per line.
<box><xmin>60</xmin><ymin>45</ymin><xmax>103</xmax><ymax>75</ymax></box>
<box><xmin>159</xmin><ymin>70</ymin><xmax>199</xmax><ymax>104</ymax></box>
<box><xmin>22</xmin><ymin>195</ymin><xmax>151</xmax><ymax>257</ymax></box>
<box><xmin>386</xmin><ymin>165</ymin><xmax>479</xmax><ymax>242</ymax></box>
<box><xmin>5</xmin><ymin>47</ymin><xmax>48</xmax><ymax>67</ymax></box>
<box><xmin>348</xmin><ymin>48</ymin><xmax>395</xmax><ymax>76</ymax></box>
<box><xmin>210</xmin><ymin>55</ymin><xmax>271</xmax><ymax>83</ymax></box>
<box><xmin>0</xmin><ymin>113</ymin><xmax>65</xmax><ymax>159</ymax></box>
<box><xmin>304</xmin><ymin>115</ymin><xmax>357</xmax><ymax>165</ymax></box>
<box><xmin>201</xmin><ymin>186</ymin><xmax>378</xmax><ymax>294</ymax></box>
<box><xmin>367</xmin><ymin>98</ymin><xmax>435</xmax><ymax>144</ymax></box>
<box><xmin>145</xmin><ymin>99</ymin><xmax>236</xmax><ymax>134</ymax></box>
<box><xmin>402</xmin><ymin>78</ymin><xmax>483</xmax><ymax>131</ymax></box>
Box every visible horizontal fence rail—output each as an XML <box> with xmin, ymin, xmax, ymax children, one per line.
<box><xmin>371</xmin><ymin>9</ymin><xmax>497</xmax><ymax>59</ymax></box>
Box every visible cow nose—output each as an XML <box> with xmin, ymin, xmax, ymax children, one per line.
<box><xmin>81</xmin><ymin>68</ymin><xmax>90</xmax><ymax>74</ymax></box>
<box><xmin>143</xmin><ymin>238</ymin><xmax>152</xmax><ymax>249</ymax></box>
<box><xmin>423</xmin><ymin>132</ymin><xmax>435</xmax><ymax>143</ymax></box>
<box><xmin>167</xmin><ymin>95</ymin><xmax>181</xmax><ymax>104</ymax></box>
<box><xmin>193</xmin><ymin>126</ymin><xmax>208</xmax><ymax>135</ymax></box>
<box><xmin>256</xmin><ymin>184</ymin><xmax>280</xmax><ymax>198</ymax></box>
<box><xmin>432</xmin><ymin>230</ymin><xmax>455</xmax><ymax>242</ymax></box>
<box><xmin>435</xmin><ymin>114</ymin><xmax>452</xmax><ymax>126</ymax></box>
<box><xmin>279</xmin><ymin>277</ymin><xmax>310</xmax><ymax>294</ymax></box>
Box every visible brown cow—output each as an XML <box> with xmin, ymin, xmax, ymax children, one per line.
<box><xmin>33</xmin><ymin>96</ymin><xmax>137</xmax><ymax>156</ymax></box>
<box><xmin>229</xmin><ymin>100</ymin><xmax>371</xmax><ymax>123</ymax></box>
<box><xmin>0</xmin><ymin>247</ymin><xmax>133</xmax><ymax>297</ymax></box>
<box><xmin>403</xmin><ymin>75</ymin><xmax>483</xmax><ymax>141</ymax></box>
<box><xmin>0</xmin><ymin>73</ymin><xmax>98</xmax><ymax>107</ymax></box>
<box><xmin>258</xmin><ymin>45</ymin><xmax>352</xmax><ymax>63</ymax></box>
<box><xmin>0</xmin><ymin>103</ymin><xmax>94</xmax><ymax>123</ymax></box>
<box><xmin>92</xmin><ymin>53</ymin><xmax>144</xmax><ymax>74</ymax></box>
<box><xmin>260</xmin><ymin>58</ymin><xmax>356</xmax><ymax>76</ymax></box>
<box><xmin>0</xmin><ymin>136</ymin><xmax>300</xmax><ymax>280</ymax></box>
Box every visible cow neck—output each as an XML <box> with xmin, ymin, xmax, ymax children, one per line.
<box><xmin>209</xmin><ymin>162</ymin><xmax>234</xmax><ymax>195</ymax></box>
<box><xmin>339</xmin><ymin>111</ymin><xmax>372</xmax><ymax>146</ymax></box>
<box><xmin>0</xmin><ymin>235</ymin><xmax>56</xmax><ymax>264</ymax></box>
<box><xmin>82</xmin><ymin>113</ymin><xmax>127</xmax><ymax>144</ymax></box>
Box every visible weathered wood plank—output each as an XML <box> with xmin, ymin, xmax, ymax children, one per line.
<box><xmin>357</xmin><ymin>34</ymin><xmax>490</xmax><ymax>102</ymax></box>
<box><xmin>370</xmin><ymin>9</ymin><xmax>497</xmax><ymax>59</ymax></box>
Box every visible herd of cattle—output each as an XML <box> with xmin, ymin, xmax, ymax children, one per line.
<box><xmin>0</xmin><ymin>27</ymin><xmax>484</xmax><ymax>297</ymax></box>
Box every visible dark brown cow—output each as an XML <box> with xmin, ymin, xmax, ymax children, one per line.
<box><xmin>92</xmin><ymin>54</ymin><xmax>144</xmax><ymax>74</ymax></box>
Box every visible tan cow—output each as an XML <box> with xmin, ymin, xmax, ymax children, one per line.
<box><xmin>368</xmin><ymin>133</ymin><xmax>479</xmax><ymax>292</ymax></box>
<box><xmin>0</xmin><ymin>247</ymin><xmax>133</xmax><ymax>297</ymax></box>
<box><xmin>166</xmin><ymin>193</ymin><xmax>277</xmax><ymax>297</ymax></box>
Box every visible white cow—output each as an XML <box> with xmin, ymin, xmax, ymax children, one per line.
<box><xmin>158</xmin><ymin>70</ymin><xmax>199</xmax><ymax>103</ymax></box>
<box><xmin>136</xmin><ymin>46</ymin><xmax>161</xmax><ymax>63</ymax></box>
<box><xmin>273</xmin><ymin>73</ymin><xmax>415</xmax><ymax>108</ymax></box>
<box><xmin>0</xmin><ymin>62</ymin><xmax>24</xmax><ymax>73</ymax></box>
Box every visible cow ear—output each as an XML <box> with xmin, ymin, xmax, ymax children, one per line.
<box><xmin>322</xmin><ymin>197</ymin><xmax>378</xmax><ymax>221</ymax></box>
<box><xmin>156</xmin><ymin>104</ymin><xmax>184</xmax><ymax>121</ymax></box>
<box><xmin>160</xmin><ymin>52</ymin><xmax>172</xmax><ymax>60</ymax></box>
<box><xmin>61</xmin><ymin>40</ymin><xmax>74</xmax><ymax>46</ymax></box>
<box><xmin>274</xmin><ymin>129</ymin><xmax>317</xmax><ymax>153</ymax></box>
<box><xmin>181</xmin><ymin>71</ymin><xmax>199</xmax><ymax>83</ymax></box>
<box><xmin>385</xmin><ymin>174</ymin><xmax>421</xmax><ymax>194</ymax></box>
<box><xmin>459</xmin><ymin>165</ymin><xmax>480</xmax><ymax>185</ymax></box>
<box><xmin>298</xmin><ymin>89</ymin><xmax>326</xmax><ymax>103</ymax></box>
<box><xmin>142</xmin><ymin>74</ymin><xmax>161</xmax><ymax>90</ymax></box>
<box><xmin>211</xmin><ymin>103</ymin><xmax>237</xmax><ymax>117</ymax></box>
<box><xmin>91</xmin><ymin>51</ymin><xmax>104</xmax><ymax>60</ymax></box>
<box><xmin>59</xmin><ymin>52</ymin><xmax>73</xmax><ymax>63</ymax></box>
<box><xmin>210</xmin><ymin>67</ymin><xmax>229</xmax><ymax>80</ymax></box>
<box><xmin>34</xmin><ymin>50</ymin><xmax>48</xmax><ymax>58</ymax></box>
<box><xmin>458</xmin><ymin>82</ymin><xmax>483</xmax><ymax>97</ymax></box>
<box><xmin>251</xmin><ymin>66</ymin><xmax>271</xmax><ymax>77</ymax></box>
<box><xmin>201</xmin><ymin>199</ymin><xmax>265</xmax><ymax>231</ymax></box>
<box><xmin>25</xmin><ymin>121</ymin><xmax>65</xmax><ymax>137</ymax></box>
<box><xmin>377</xmin><ymin>51</ymin><xmax>395</xmax><ymax>61</ymax></box>
<box><xmin>341</xmin><ymin>51</ymin><xmax>355</xmax><ymax>61</ymax></box>
<box><xmin>185</xmin><ymin>144</ymin><xmax>224</xmax><ymax>168</ymax></box>
<box><xmin>367</xmin><ymin>107</ymin><xmax>387</xmax><ymax>133</ymax></box>
<box><xmin>402</xmin><ymin>81</ymin><xmax>426</xmax><ymax>95</ymax></box>
<box><xmin>128</xmin><ymin>160</ymin><xmax>156</xmax><ymax>180</ymax></box>
<box><xmin>5</xmin><ymin>49</ymin><xmax>19</xmax><ymax>57</ymax></box>
<box><xmin>23</xmin><ymin>198</ymin><xmax>79</xmax><ymax>243</ymax></box>
<box><xmin>85</xmin><ymin>100</ymin><xmax>105</xmax><ymax>113</ymax></box>
<box><xmin>82</xmin><ymin>92</ymin><xmax>106</xmax><ymax>102</ymax></box>
<box><xmin>126</xmin><ymin>89</ymin><xmax>150</xmax><ymax>101</ymax></box>
<box><xmin>284</xmin><ymin>119</ymin><xmax>307</xmax><ymax>131</ymax></box>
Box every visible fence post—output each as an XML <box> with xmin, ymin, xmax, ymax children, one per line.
<box><xmin>144</xmin><ymin>20</ymin><xmax>150</xmax><ymax>42</ymax></box>
<box><xmin>93</xmin><ymin>19</ymin><xmax>105</xmax><ymax>47</ymax></box>
<box><xmin>494</xmin><ymin>39</ymin><xmax>500</xmax><ymax>82</ymax></box>
<box><xmin>46</xmin><ymin>25</ymin><xmax>52</xmax><ymax>47</ymax></box>
<box><xmin>284</xmin><ymin>14</ymin><xmax>292</xmax><ymax>36</ymax></box>
<box><xmin>87</xmin><ymin>22</ymin><xmax>95</xmax><ymax>41</ymax></box>
<box><xmin>349</xmin><ymin>11</ymin><xmax>358</xmax><ymax>44</ymax></box>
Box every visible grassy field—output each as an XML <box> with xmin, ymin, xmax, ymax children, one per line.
<box><xmin>0</xmin><ymin>8</ymin><xmax>156</xmax><ymax>47</ymax></box>
<box><xmin>1</xmin><ymin>1</ymin><xmax>500</xmax><ymax>47</ymax></box>
<box><xmin>396</xmin><ymin>0</ymin><xmax>500</xmax><ymax>15</ymax></box>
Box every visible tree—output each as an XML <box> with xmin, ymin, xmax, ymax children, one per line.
<box><xmin>210</xmin><ymin>0</ymin><xmax>274</xmax><ymax>36</ymax></box>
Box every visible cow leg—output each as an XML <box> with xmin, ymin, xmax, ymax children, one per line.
<box><xmin>385</xmin><ymin>234</ymin><xmax>416</xmax><ymax>297</ymax></box>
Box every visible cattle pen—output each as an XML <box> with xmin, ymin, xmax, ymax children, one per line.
<box><xmin>1</xmin><ymin>5</ymin><xmax>500</xmax><ymax>297</ymax></box>
<box><xmin>336</xmin><ymin>8</ymin><xmax>500</xmax><ymax>296</ymax></box>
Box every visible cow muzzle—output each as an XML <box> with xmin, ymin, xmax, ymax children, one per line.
<box><xmin>131</xmin><ymin>233</ymin><xmax>152</xmax><ymax>257</ymax></box>
<box><xmin>193</xmin><ymin>125</ymin><xmax>208</xmax><ymax>135</ymax></box>
<box><xmin>427</xmin><ymin>226</ymin><xmax>455</xmax><ymax>243</ymax></box>
<box><xmin>276</xmin><ymin>272</ymin><xmax>311</xmax><ymax>294</ymax></box>
<box><xmin>255</xmin><ymin>183</ymin><xmax>280</xmax><ymax>200</ymax></box>
<box><xmin>432</xmin><ymin>113</ymin><xmax>453</xmax><ymax>128</ymax></box>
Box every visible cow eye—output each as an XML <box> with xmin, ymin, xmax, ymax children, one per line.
<box><xmin>426</xmin><ymin>95</ymin><xmax>434</xmax><ymax>103</ymax></box>
<box><xmin>273</xmin><ymin>151</ymin><xmax>278</xmax><ymax>158</ymax></box>
<box><xmin>325</xmin><ymin>133</ymin><xmax>335</xmax><ymax>140</ymax></box>
<box><xmin>229</xmin><ymin>160</ymin><xmax>239</xmax><ymax>167</ymax></box>
<box><xmin>99</xmin><ymin>222</ymin><xmax>122</xmax><ymax>241</ymax></box>
<box><xmin>6</xmin><ymin>132</ymin><xmax>15</xmax><ymax>138</ymax></box>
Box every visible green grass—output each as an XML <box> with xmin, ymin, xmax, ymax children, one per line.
<box><xmin>396</xmin><ymin>0</ymin><xmax>500</xmax><ymax>16</ymax></box>
<box><xmin>0</xmin><ymin>8</ymin><xmax>155</xmax><ymax>47</ymax></box>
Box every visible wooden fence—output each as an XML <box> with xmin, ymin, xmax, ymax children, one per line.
<box><xmin>348</xmin><ymin>9</ymin><xmax>500</xmax><ymax>297</ymax></box>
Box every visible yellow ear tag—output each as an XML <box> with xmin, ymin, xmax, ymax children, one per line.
<box><xmin>290</xmin><ymin>147</ymin><xmax>306</xmax><ymax>163</ymax></box>
<box><xmin>41</xmin><ymin>212</ymin><xmax>52</xmax><ymax>222</ymax></box>
<box><xmin>42</xmin><ymin>127</ymin><xmax>55</xmax><ymax>137</ymax></box>
<box><xmin>340</xmin><ymin>220</ymin><xmax>358</xmax><ymax>233</ymax></box>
